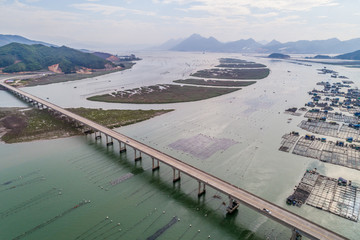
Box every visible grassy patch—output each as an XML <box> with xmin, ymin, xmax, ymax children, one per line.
<box><xmin>190</xmin><ymin>68</ymin><xmax>270</xmax><ymax>80</ymax></box>
<box><xmin>173</xmin><ymin>79</ymin><xmax>256</xmax><ymax>87</ymax></box>
<box><xmin>0</xmin><ymin>107</ymin><xmax>171</xmax><ymax>143</ymax></box>
<box><xmin>215</xmin><ymin>63</ymin><xmax>267</xmax><ymax>68</ymax></box>
<box><xmin>87</xmin><ymin>84</ymin><xmax>240</xmax><ymax>104</ymax></box>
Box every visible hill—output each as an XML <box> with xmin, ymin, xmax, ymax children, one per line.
<box><xmin>169</xmin><ymin>34</ymin><xmax>360</xmax><ymax>54</ymax></box>
<box><xmin>0</xmin><ymin>43</ymin><xmax>113</xmax><ymax>74</ymax></box>
<box><xmin>0</xmin><ymin>34</ymin><xmax>55</xmax><ymax>47</ymax></box>
<box><xmin>171</xmin><ymin>34</ymin><xmax>223</xmax><ymax>52</ymax></box>
<box><xmin>335</xmin><ymin>50</ymin><xmax>360</xmax><ymax>60</ymax></box>
<box><xmin>268</xmin><ymin>53</ymin><xmax>290</xmax><ymax>59</ymax></box>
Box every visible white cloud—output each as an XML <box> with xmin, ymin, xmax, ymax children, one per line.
<box><xmin>71</xmin><ymin>3</ymin><xmax>156</xmax><ymax>16</ymax></box>
<box><xmin>156</xmin><ymin>0</ymin><xmax>339</xmax><ymax>12</ymax></box>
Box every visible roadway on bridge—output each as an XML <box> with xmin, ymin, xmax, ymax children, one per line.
<box><xmin>0</xmin><ymin>82</ymin><xmax>347</xmax><ymax>240</ymax></box>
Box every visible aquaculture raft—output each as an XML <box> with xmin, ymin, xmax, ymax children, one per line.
<box><xmin>287</xmin><ymin>171</ymin><xmax>360</xmax><ymax>221</ymax></box>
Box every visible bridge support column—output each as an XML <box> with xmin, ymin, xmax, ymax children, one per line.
<box><xmin>198</xmin><ymin>181</ymin><xmax>206</xmax><ymax>197</ymax></box>
<box><xmin>95</xmin><ymin>132</ymin><xmax>102</xmax><ymax>140</ymax></box>
<box><xmin>290</xmin><ymin>228</ymin><xmax>302</xmax><ymax>240</ymax></box>
<box><xmin>106</xmin><ymin>135</ymin><xmax>113</xmax><ymax>146</ymax></box>
<box><xmin>152</xmin><ymin>158</ymin><xmax>160</xmax><ymax>171</ymax></box>
<box><xmin>119</xmin><ymin>141</ymin><xmax>127</xmax><ymax>153</ymax></box>
<box><xmin>173</xmin><ymin>168</ymin><xmax>181</xmax><ymax>183</ymax></box>
<box><xmin>134</xmin><ymin>149</ymin><xmax>142</xmax><ymax>161</ymax></box>
<box><xmin>226</xmin><ymin>197</ymin><xmax>240</xmax><ymax>213</ymax></box>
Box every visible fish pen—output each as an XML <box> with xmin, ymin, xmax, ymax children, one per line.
<box><xmin>279</xmin><ymin>133</ymin><xmax>300</xmax><ymax>152</ymax></box>
<box><xmin>287</xmin><ymin>171</ymin><xmax>360</xmax><ymax>222</ymax></box>
<box><xmin>305</xmin><ymin>111</ymin><xmax>359</xmax><ymax>124</ymax></box>
<box><xmin>298</xmin><ymin>120</ymin><xmax>339</xmax><ymax>137</ymax></box>
<box><xmin>286</xmin><ymin>135</ymin><xmax>360</xmax><ymax>171</ymax></box>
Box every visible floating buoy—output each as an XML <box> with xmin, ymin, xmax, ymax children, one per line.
<box><xmin>117</xmin><ymin>223</ymin><xmax>121</xmax><ymax>226</ymax></box>
<box><xmin>189</xmin><ymin>224</ymin><xmax>192</xmax><ymax>227</ymax></box>
<box><xmin>106</xmin><ymin>216</ymin><xmax>109</xmax><ymax>219</ymax></box>
<box><xmin>198</xmin><ymin>229</ymin><xmax>201</xmax><ymax>233</ymax></box>
<box><xmin>163</xmin><ymin>211</ymin><xmax>165</xmax><ymax>214</ymax></box>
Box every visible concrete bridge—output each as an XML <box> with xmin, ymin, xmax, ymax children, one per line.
<box><xmin>1</xmin><ymin>82</ymin><xmax>348</xmax><ymax>240</ymax></box>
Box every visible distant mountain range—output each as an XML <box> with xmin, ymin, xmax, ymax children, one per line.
<box><xmin>314</xmin><ymin>50</ymin><xmax>360</xmax><ymax>60</ymax></box>
<box><xmin>167</xmin><ymin>34</ymin><xmax>360</xmax><ymax>54</ymax></box>
<box><xmin>0</xmin><ymin>43</ymin><xmax>113</xmax><ymax>73</ymax></box>
<box><xmin>0</xmin><ymin>34</ymin><xmax>56</xmax><ymax>47</ymax></box>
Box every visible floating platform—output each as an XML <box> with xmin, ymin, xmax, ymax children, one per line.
<box><xmin>280</xmin><ymin>134</ymin><xmax>360</xmax><ymax>170</ymax></box>
<box><xmin>288</xmin><ymin>171</ymin><xmax>360</xmax><ymax>222</ymax></box>
<box><xmin>305</xmin><ymin>111</ymin><xmax>359</xmax><ymax>124</ymax></box>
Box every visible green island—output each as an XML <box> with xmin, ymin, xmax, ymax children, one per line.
<box><xmin>13</xmin><ymin>62</ymin><xmax>135</xmax><ymax>87</ymax></box>
<box><xmin>173</xmin><ymin>79</ymin><xmax>256</xmax><ymax>87</ymax></box>
<box><xmin>190</xmin><ymin>68</ymin><xmax>270</xmax><ymax>80</ymax></box>
<box><xmin>0</xmin><ymin>107</ymin><xmax>172</xmax><ymax>143</ymax></box>
<box><xmin>87</xmin><ymin>84</ymin><xmax>240</xmax><ymax>104</ymax></box>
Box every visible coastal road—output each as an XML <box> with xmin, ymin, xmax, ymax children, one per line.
<box><xmin>1</xmin><ymin>82</ymin><xmax>348</xmax><ymax>240</ymax></box>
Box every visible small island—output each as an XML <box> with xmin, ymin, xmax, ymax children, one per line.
<box><xmin>268</xmin><ymin>53</ymin><xmax>290</xmax><ymax>59</ymax></box>
<box><xmin>87</xmin><ymin>84</ymin><xmax>240</xmax><ymax>104</ymax></box>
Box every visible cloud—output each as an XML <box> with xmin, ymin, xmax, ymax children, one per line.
<box><xmin>71</xmin><ymin>3</ymin><xmax>156</xmax><ymax>16</ymax></box>
<box><xmin>156</xmin><ymin>0</ymin><xmax>339</xmax><ymax>12</ymax></box>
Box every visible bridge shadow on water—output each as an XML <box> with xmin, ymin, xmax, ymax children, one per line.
<box><xmin>85</xmin><ymin>136</ymin><xmax>263</xmax><ymax>240</ymax></box>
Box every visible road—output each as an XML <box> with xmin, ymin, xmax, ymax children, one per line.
<box><xmin>1</xmin><ymin>82</ymin><xmax>348</xmax><ymax>240</ymax></box>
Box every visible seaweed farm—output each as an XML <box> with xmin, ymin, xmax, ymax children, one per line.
<box><xmin>287</xmin><ymin>171</ymin><xmax>360</xmax><ymax>222</ymax></box>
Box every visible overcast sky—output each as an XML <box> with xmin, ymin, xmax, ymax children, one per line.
<box><xmin>1</xmin><ymin>0</ymin><xmax>359</xmax><ymax>51</ymax></box>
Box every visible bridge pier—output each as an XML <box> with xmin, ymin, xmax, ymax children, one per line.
<box><xmin>106</xmin><ymin>135</ymin><xmax>113</xmax><ymax>146</ymax></box>
<box><xmin>197</xmin><ymin>181</ymin><xmax>206</xmax><ymax>197</ymax></box>
<box><xmin>134</xmin><ymin>149</ymin><xmax>142</xmax><ymax>161</ymax></box>
<box><xmin>172</xmin><ymin>168</ymin><xmax>181</xmax><ymax>183</ymax></box>
<box><xmin>226</xmin><ymin>197</ymin><xmax>240</xmax><ymax>213</ymax></box>
<box><xmin>290</xmin><ymin>228</ymin><xmax>302</xmax><ymax>240</ymax></box>
<box><xmin>119</xmin><ymin>141</ymin><xmax>127</xmax><ymax>153</ymax></box>
<box><xmin>95</xmin><ymin>131</ymin><xmax>102</xmax><ymax>140</ymax></box>
<box><xmin>152</xmin><ymin>158</ymin><xmax>160</xmax><ymax>171</ymax></box>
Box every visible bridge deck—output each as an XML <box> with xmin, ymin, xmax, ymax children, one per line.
<box><xmin>1</xmin><ymin>82</ymin><xmax>347</xmax><ymax>240</ymax></box>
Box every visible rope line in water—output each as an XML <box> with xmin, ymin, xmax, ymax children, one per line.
<box><xmin>12</xmin><ymin>200</ymin><xmax>90</xmax><ymax>240</ymax></box>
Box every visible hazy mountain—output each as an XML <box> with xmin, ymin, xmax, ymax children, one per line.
<box><xmin>223</xmin><ymin>38</ymin><xmax>263</xmax><ymax>52</ymax></box>
<box><xmin>335</xmin><ymin>50</ymin><xmax>360</xmax><ymax>60</ymax></box>
<box><xmin>0</xmin><ymin>34</ymin><xmax>55</xmax><ymax>47</ymax></box>
<box><xmin>0</xmin><ymin>43</ymin><xmax>112</xmax><ymax>73</ymax></box>
<box><xmin>154</xmin><ymin>38</ymin><xmax>184</xmax><ymax>50</ymax></box>
<box><xmin>170</xmin><ymin>34</ymin><xmax>360</xmax><ymax>54</ymax></box>
<box><xmin>171</xmin><ymin>34</ymin><xmax>223</xmax><ymax>52</ymax></box>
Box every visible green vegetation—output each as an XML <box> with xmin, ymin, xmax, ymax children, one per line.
<box><xmin>268</xmin><ymin>53</ymin><xmax>290</xmax><ymax>59</ymax></box>
<box><xmin>15</xmin><ymin>62</ymin><xmax>135</xmax><ymax>87</ymax></box>
<box><xmin>67</xmin><ymin>108</ymin><xmax>172</xmax><ymax>128</ymax></box>
<box><xmin>190</xmin><ymin>68</ymin><xmax>270</xmax><ymax>80</ymax></box>
<box><xmin>0</xmin><ymin>107</ymin><xmax>172</xmax><ymax>143</ymax></box>
<box><xmin>216</xmin><ymin>63</ymin><xmax>266</xmax><ymax>68</ymax></box>
<box><xmin>0</xmin><ymin>43</ymin><xmax>112</xmax><ymax>73</ymax></box>
<box><xmin>174</xmin><ymin>79</ymin><xmax>256</xmax><ymax>87</ymax></box>
<box><xmin>87</xmin><ymin>84</ymin><xmax>240</xmax><ymax>104</ymax></box>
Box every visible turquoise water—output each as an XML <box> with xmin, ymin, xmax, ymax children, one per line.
<box><xmin>1</xmin><ymin>52</ymin><xmax>360</xmax><ymax>239</ymax></box>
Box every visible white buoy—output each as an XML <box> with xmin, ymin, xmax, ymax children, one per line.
<box><xmin>208</xmin><ymin>235</ymin><xmax>211</xmax><ymax>238</ymax></box>
<box><xmin>106</xmin><ymin>216</ymin><xmax>109</xmax><ymax>219</ymax></box>
<box><xmin>117</xmin><ymin>223</ymin><xmax>121</xmax><ymax>226</ymax></box>
<box><xmin>163</xmin><ymin>211</ymin><xmax>165</xmax><ymax>214</ymax></box>
<box><xmin>198</xmin><ymin>229</ymin><xmax>200</xmax><ymax>233</ymax></box>
<box><xmin>178</xmin><ymin>218</ymin><xmax>180</xmax><ymax>221</ymax></box>
<box><xmin>189</xmin><ymin>224</ymin><xmax>192</xmax><ymax>227</ymax></box>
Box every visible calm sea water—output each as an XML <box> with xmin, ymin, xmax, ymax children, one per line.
<box><xmin>1</xmin><ymin>52</ymin><xmax>360</xmax><ymax>240</ymax></box>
